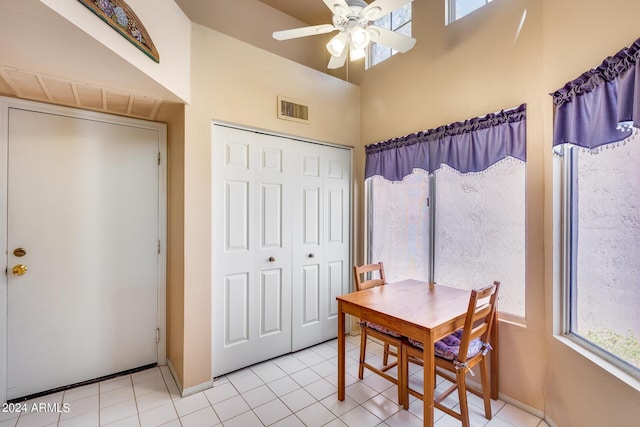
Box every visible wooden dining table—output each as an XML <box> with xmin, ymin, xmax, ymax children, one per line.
<box><xmin>336</xmin><ymin>279</ymin><xmax>499</xmax><ymax>426</ymax></box>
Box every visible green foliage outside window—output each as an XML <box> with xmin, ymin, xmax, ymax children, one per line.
<box><xmin>585</xmin><ymin>329</ymin><xmax>640</xmax><ymax>369</ymax></box>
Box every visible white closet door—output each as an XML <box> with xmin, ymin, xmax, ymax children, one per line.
<box><xmin>6</xmin><ymin>108</ymin><xmax>161</xmax><ymax>400</ymax></box>
<box><xmin>292</xmin><ymin>144</ymin><xmax>325</xmax><ymax>351</ymax></box>
<box><xmin>212</xmin><ymin>124</ymin><xmax>351</xmax><ymax>374</ymax></box>
<box><xmin>212</xmin><ymin>125</ymin><xmax>293</xmax><ymax>376</ymax></box>
<box><xmin>292</xmin><ymin>144</ymin><xmax>351</xmax><ymax>350</ymax></box>
<box><xmin>321</xmin><ymin>147</ymin><xmax>351</xmax><ymax>341</ymax></box>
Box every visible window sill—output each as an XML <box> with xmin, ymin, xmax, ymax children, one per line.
<box><xmin>553</xmin><ymin>334</ymin><xmax>640</xmax><ymax>392</ymax></box>
<box><xmin>498</xmin><ymin>313</ymin><xmax>527</xmax><ymax>328</ymax></box>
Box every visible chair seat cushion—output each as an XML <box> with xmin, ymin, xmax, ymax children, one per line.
<box><xmin>408</xmin><ymin>329</ymin><xmax>486</xmax><ymax>361</ymax></box>
<box><xmin>360</xmin><ymin>321</ymin><xmax>402</xmax><ymax>338</ymax></box>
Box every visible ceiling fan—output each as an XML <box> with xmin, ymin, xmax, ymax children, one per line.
<box><xmin>272</xmin><ymin>0</ymin><xmax>416</xmax><ymax>69</ymax></box>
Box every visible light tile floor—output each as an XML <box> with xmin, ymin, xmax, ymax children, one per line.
<box><xmin>0</xmin><ymin>335</ymin><xmax>549</xmax><ymax>427</ymax></box>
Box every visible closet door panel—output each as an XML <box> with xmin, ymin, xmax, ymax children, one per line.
<box><xmin>260</xmin><ymin>269</ymin><xmax>283</xmax><ymax>335</ymax></box>
<box><xmin>327</xmin><ymin>261</ymin><xmax>344</xmax><ymax>319</ymax></box>
<box><xmin>226</xmin><ymin>181</ymin><xmax>249</xmax><ymax>251</ymax></box>
<box><xmin>302</xmin><ymin>265</ymin><xmax>320</xmax><ymax>325</ymax></box>
<box><xmin>212</xmin><ymin>125</ymin><xmax>292</xmax><ymax>376</ymax></box>
<box><xmin>225</xmin><ymin>273</ymin><xmax>250</xmax><ymax>345</ymax></box>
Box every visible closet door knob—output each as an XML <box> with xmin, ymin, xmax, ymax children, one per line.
<box><xmin>308</xmin><ymin>253</ymin><xmax>315</xmax><ymax>258</ymax></box>
<box><xmin>268</xmin><ymin>257</ymin><xmax>276</xmax><ymax>262</ymax></box>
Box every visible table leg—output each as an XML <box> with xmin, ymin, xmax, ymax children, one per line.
<box><xmin>423</xmin><ymin>331</ymin><xmax>435</xmax><ymax>426</ymax></box>
<box><xmin>338</xmin><ymin>301</ymin><xmax>345</xmax><ymax>401</ymax></box>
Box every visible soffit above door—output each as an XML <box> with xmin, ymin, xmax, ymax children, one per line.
<box><xmin>0</xmin><ymin>66</ymin><xmax>163</xmax><ymax>121</ymax></box>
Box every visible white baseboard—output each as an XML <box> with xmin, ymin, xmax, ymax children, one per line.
<box><xmin>498</xmin><ymin>391</ymin><xmax>545</xmax><ymax>420</ymax></box>
<box><xmin>463</xmin><ymin>376</ymin><xmax>552</xmax><ymax>424</ymax></box>
<box><xmin>166</xmin><ymin>359</ymin><xmax>183</xmax><ymax>392</ymax></box>
<box><xmin>166</xmin><ymin>359</ymin><xmax>213</xmax><ymax>398</ymax></box>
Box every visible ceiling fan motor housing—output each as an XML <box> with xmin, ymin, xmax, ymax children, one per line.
<box><xmin>346</xmin><ymin>0</ymin><xmax>368</xmax><ymax>7</ymax></box>
<box><xmin>332</xmin><ymin>0</ymin><xmax>371</xmax><ymax>29</ymax></box>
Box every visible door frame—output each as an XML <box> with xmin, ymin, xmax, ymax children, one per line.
<box><xmin>211</xmin><ymin>121</ymin><xmax>353</xmax><ymax>375</ymax></box>
<box><xmin>0</xmin><ymin>97</ymin><xmax>167</xmax><ymax>404</ymax></box>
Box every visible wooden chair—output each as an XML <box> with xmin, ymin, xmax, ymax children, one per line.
<box><xmin>353</xmin><ymin>262</ymin><xmax>404</xmax><ymax>404</ymax></box>
<box><xmin>401</xmin><ymin>281</ymin><xmax>500</xmax><ymax>427</ymax></box>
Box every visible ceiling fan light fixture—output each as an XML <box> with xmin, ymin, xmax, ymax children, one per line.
<box><xmin>350</xmin><ymin>46</ymin><xmax>366</xmax><ymax>61</ymax></box>
<box><xmin>350</xmin><ymin>26</ymin><xmax>370</xmax><ymax>49</ymax></box>
<box><xmin>327</xmin><ymin>32</ymin><xmax>348</xmax><ymax>57</ymax></box>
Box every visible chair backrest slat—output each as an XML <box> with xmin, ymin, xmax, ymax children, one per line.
<box><xmin>456</xmin><ymin>281</ymin><xmax>500</xmax><ymax>364</ymax></box>
<box><xmin>353</xmin><ymin>262</ymin><xmax>386</xmax><ymax>291</ymax></box>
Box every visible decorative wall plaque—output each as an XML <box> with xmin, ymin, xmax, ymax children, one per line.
<box><xmin>78</xmin><ymin>0</ymin><xmax>159</xmax><ymax>63</ymax></box>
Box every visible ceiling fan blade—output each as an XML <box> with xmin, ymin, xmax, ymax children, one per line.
<box><xmin>323</xmin><ymin>0</ymin><xmax>351</xmax><ymax>18</ymax></box>
<box><xmin>363</xmin><ymin>0</ymin><xmax>413</xmax><ymax>21</ymax></box>
<box><xmin>327</xmin><ymin>48</ymin><xmax>348</xmax><ymax>69</ymax></box>
<box><xmin>368</xmin><ymin>25</ymin><xmax>416</xmax><ymax>53</ymax></box>
<box><xmin>273</xmin><ymin>24</ymin><xmax>337</xmax><ymax>41</ymax></box>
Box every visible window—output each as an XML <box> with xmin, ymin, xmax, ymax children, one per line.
<box><xmin>368</xmin><ymin>171</ymin><xmax>431</xmax><ymax>283</ymax></box>
<box><xmin>434</xmin><ymin>162</ymin><xmax>526</xmax><ymax>317</ymax></box>
<box><xmin>368</xmin><ymin>163</ymin><xmax>526</xmax><ymax>318</ymax></box>
<box><xmin>365</xmin><ymin>105</ymin><xmax>527</xmax><ymax>318</ymax></box>
<box><xmin>560</xmin><ymin>136</ymin><xmax>640</xmax><ymax>374</ymax></box>
<box><xmin>367</xmin><ymin>3</ymin><xmax>411</xmax><ymax>69</ymax></box>
<box><xmin>551</xmin><ymin>36</ymin><xmax>640</xmax><ymax>378</ymax></box>
<box><xmin>446</xmin><ymin>0</ymin><xmax>493</xmax><ymax>24</ymax></box>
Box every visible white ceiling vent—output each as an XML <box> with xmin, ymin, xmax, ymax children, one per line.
<box><xmin>278</xmin><ymin>96</ymin><xmax>309</xmax><ymax>124</ymax></box>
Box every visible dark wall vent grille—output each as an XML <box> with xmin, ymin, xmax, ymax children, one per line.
<box><xmin>278</xmin><ymin>96</ymin><xmax>309</xmax><ymax>123</ymax></box>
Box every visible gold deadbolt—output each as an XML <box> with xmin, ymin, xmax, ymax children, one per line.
<box><xmin>12</xmin><ymin>264</ymin><xmax>28</xmax><ymax>276</ymax></box>
<box><xmin>13</xmin><ymin>247</ymin><xmax>27</xmax><ymax>257</ymax></box>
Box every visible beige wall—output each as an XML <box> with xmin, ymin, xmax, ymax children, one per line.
<box><xmin>175</xmin><ymin>0</ymin><xmax>366</xmax><ymax>85</ymax></box>
<box><xmin>155</xmin><ymin>101</ymin><xmax>186</xmax><ymax>385</ymax></box>
<box><xmin>360</xmin><ymin>0</ymin><xmax>640</xmax><ymax>424</ymax></box>
<box><xmin>361</xmin><ymin>0</ymin><xmax>546</xmax><ymax>410</ymax></box>
<box><xmin>541</xmin><ymin>0</ymin><xmax>640</xmax><ymax>425</ymax></box>
<box><xmin>39</xmin><ymin>0</ymin><xmax>191</xmax><ymax>102</ymax></box>
<box><xmin>177</xmin><ymin>0</ymin><xmax>330</xmax><ymax>74</ymax></box>
<box><xmin>176</xmin><ymin>24</ymin><xmax>360</xmax><ymax>389</ymax></box>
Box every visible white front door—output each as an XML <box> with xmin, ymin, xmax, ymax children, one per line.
<box><xmin>212</xmin><ymin>125</ymin><xmax>293</xmax><ymax>376</ymax></box>
<box><xmin>5</xmin><ymin>106</ymin><xmax>164</xmax><ymax>400</ymax></box>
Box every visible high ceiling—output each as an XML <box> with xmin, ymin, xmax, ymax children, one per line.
<box><xmin>173</xmin><ymin>0</ymin><xmax>372</xmax><ymax>82</ymax></box>
<box><xmin>257</xmin><ymin>0</ymin><xmax>335</xmax><ymax>25</ymax></box>
<box><xmin>0</xmin><ymin>0</ymin><xmax>363</xmax><ymax>119</ymax></box>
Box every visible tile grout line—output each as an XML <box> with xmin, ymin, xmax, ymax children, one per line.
<box><xmin>13</xmin><ymin>337</ymin><xmax>547</xmax><ymax>427</ymax></box>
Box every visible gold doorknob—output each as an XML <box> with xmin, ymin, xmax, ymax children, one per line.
<box><xmin>12</xmin><ymin>264</ymin><xmax>28</xmax><ymax>276</ymax></box>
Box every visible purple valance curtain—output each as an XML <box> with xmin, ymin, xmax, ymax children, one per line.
<box><xmin>365</xmin><ymin>104</ymin><xmax>527</xmax><ymax>181</ymax></box>
<box><xmin>550</xmin><ymin>37</ymin><xmax>640</xmax><ymax>149</ymax></box>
